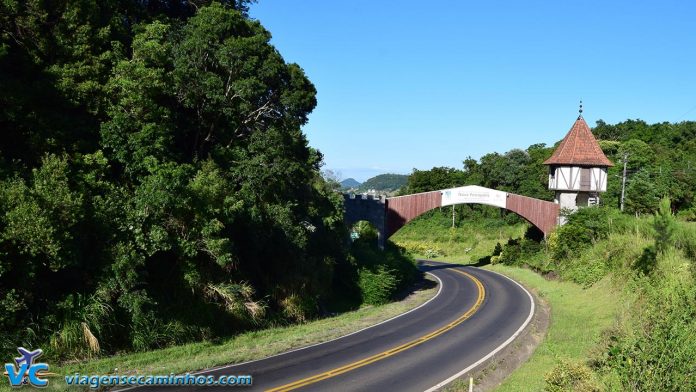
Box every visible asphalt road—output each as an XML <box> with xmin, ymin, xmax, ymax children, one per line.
<box><xmin>130</xmin><ymin>262</ymin><xmax>534</xmax><ymax>391</ymax></box>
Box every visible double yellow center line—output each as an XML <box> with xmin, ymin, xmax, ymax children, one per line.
<box><xmin>266</xmin><ymin>268</ymin><xmax>486</xmax><ymax>392</ymax></box>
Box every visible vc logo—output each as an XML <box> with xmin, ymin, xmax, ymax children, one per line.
<box><xmin>4</xmin><ymin>347</ymin><xmax>53</xmax><ymax>387</ymax></box>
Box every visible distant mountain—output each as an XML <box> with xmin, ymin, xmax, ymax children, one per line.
<box><xmin>340</xmin><ymin>178</ymin><xmax>361</xmax><ymax>189</ymax></box>
<box><xmin>358</xmin><ymin>174</ymin><xmax>408</xmax><ymax>193</ymax></box>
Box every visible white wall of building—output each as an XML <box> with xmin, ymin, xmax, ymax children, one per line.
<box><xmin>590</xmin><ymin>167</ymin><xmax>608</xmax><ymax>192</ymax></box>
<box><xmin>555</xmin><ymin>192</ymin><xmax>579</xmax><ymax>211</ymax></box>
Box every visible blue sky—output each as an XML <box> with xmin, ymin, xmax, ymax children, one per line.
<box><xmin>250</xmin><ymin>1</ymin><xmax>696</xmax><ymax>182</ymax></box>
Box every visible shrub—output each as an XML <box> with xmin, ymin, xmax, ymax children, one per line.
<box><xmin>559</xmin><ymin>254</ymin><xmax>608</xmax><ymax>288</ymax></box>
<box><xmin>544</xmin><ymin>359</ymin><xmax>601</xmax><ymax>392</ymax></box>
<box><xmin>423</xmin><ymin>248</ymin><xmax>442</xmax><ymax>259</ymax></box>
<box><xmin>393</xmin><ymin>240</ymin><xmax>447</xmax><ymax>258</ymax></box>
<box><xmin>673</xmin><ymin>223</ymin><xmax>696</xmax><ymax>262</ymax></box>
<box><xmin>633</xmin><ymin>245</ymin><xmax>657</xmax><ymax>275</ymax></box>
<box><xmin>492</xmin><ymin>242</ymin><xmax>503</xmax><ymax>256</ymax></box>
<box><xmin>497</xmin><ymin>236</ymin><xmax>543</xmax><ymax>266</ymax></box>
<box><xmin>353</xmin><ymin>220</ymin><xmax>379</xmax><ymax>242</ymax></box>
<box><xmin>382</xmin><ymin>243</ymin><xmax>420</xmax><ymax>291</ymax></box>
<box><xmin>552</xmin><ymin>207</ymin><xmax>626</xmax><ymax>262</ymax></box>
<box><xmin>602</xmin><ymin>281</ymin><xmax>696</xmax><ymax>391</ymax></box>
<box><xmin>653</xmin><ymin>197</ymin><xmax>675</xmax><ymax>255</ymax></box>
<box><xmin>349</xmin><ymin>240</ymin><xmax>420</xmax><ymax>307</ymax></box>
<box><xmin>280</xmin><ymin>293</ymin><xmax>316</xmax><ymax>323</ymax></box>
<box><xmin>498</xmin><ymin>238</ymin><xmax>522</xmax><ymax>265</ymax></box>
<box><xmin>130</xmin><ymin>314</ymin><xmax>192</xmax><ymax>352</ymax></box>
<box><xmin>676</xmin><ymin>207</ymin><xmax>696</xmax><ymax>222</ymax></box>
<box><xmin>358</xmin><ymin>266</ymin><xmax>398</xmax><ymax>305</ymax></box>
<box><xmin>550</xmin><ymin>223</ymin><xmax>593</xmax><ymax>261</ymax></box>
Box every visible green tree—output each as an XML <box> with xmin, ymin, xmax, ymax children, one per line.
<box><xmin>0</xmin><ymin>1</ymin><xmax>352</xmax><ymax>357</ymax></box>
<box><xmin>618</xmin><ymin>139</ymin><xmax>655</xmax><ymax>171</ymax></box>
<box><xmin>405</xmin><ymin>167</ymin><xmax>467</xmax><ymax>194</ymax></box>
<box><xmin>654</xmin><ymin>197</ymin><xmax>675</xmax><ymax>255</ymax></box>
<box><xmin>519</xmin><ymin>143</ymin><xmax>554</xmax><ymax>200</ymax></box>
<box><xmin>624</xmin><ymin>171</ymin><xmax>660</xmax><ymax>215</ymax></box>
<box><xmin>172</xmin><ymin>4</ymin><xmax>316</xmax><ymax>160</ymax></box>
<box><xmin>477</xmin><ymin>149</ymin><xmax>535</xmax><ymax>193</ymax></box>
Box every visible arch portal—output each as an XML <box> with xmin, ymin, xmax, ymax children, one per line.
<box><xmin>344</xmin><ymin>186</ymin><xmax>560</xmax><ymax>248</ymax></box>
<box><xmin>385</xmin><ymin>185</ymin><xmax>559</xmax><ymax>238</ymax></box>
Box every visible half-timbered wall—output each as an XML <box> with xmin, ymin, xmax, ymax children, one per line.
<box><xmin>549</xmin><ymin>166</ymin><xmax>607</xmax><ymax>192</ymax></box>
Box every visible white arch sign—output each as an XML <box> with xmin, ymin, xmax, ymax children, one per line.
<box><xmin>440</xmin><ymin>185</ymin><xmax>507</xmax><ymax>209</ymax></box>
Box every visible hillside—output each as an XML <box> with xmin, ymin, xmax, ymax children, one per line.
<box><xmin>357</xmin><ymin>173</ymin><xmax>408</xmax><ymax>193</ymax></box>
<box><xmin>340</xmin><ymin>178</ymin><xmax>361</xmax><ymax>189</ymax></box>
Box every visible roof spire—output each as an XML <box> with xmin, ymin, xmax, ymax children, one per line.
<box><xmin>578</xmin><ymin>100</ymin><xmax>583</xmax><ymax>118</ymax></box>
<box><xmin>543</xmin><ymin>109</ymin><xmax>614</xmax><ymax>167</ymax></box>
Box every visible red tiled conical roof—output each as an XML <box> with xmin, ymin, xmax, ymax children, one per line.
<box><xmin>543</xmin><ymin>116</ymin><xmax>613</xmax><ymax>167</ymax></box>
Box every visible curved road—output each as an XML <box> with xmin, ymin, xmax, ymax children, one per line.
<box><xmin>137</xmin><ymin>262</ymin><xmax>533</xmax><ymax>391</ymax></box>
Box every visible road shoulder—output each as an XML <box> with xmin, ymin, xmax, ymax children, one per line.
<box><xmin>443</xmin><ymin>269</ymin><xmax>550</xmax><ymax>392</ymax></box>
<box><xmin>52</xmin><ymin>276</ymin><xmax>439</xmax><ymax>392</ymax></box>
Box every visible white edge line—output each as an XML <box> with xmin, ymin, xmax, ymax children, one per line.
<box><xmin>423</xmin><ymin>268</ymin><xmax>536</xmax><ymax>392</ymax></box>
<box><xmin>115</xmin><ymin>270</ymin><xmax>443</xmax><ymax>391</ymax></box>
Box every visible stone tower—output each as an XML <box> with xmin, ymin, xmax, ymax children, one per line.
<box><xmin>543</xmin><ymin>110</ymin><xmax>613</xmax><ymax>220</ymax></box>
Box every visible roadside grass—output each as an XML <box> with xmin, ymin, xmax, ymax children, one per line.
<box><xmin>435</xmin><ymin>218</ymin><xmax>696</xmax><ymax>391</ymax></box>
<box><xmin>442</xmin><ymin>264</ymin><xmax>619</xmax><ymax>392</ymax></box>
<box><xmin>1</xmin><ymin>280</ymin><xmax>437</xmax><ymax>392</ymax></box>
<box><xmin>484</xmin><ymin>265</ymin><xmax>619</xmax><ymax>392</ymax></box>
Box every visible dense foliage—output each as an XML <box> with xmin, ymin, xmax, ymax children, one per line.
<box><xmin>402</xmin><ymin>121</ymin><xmax>696</xmax><ymax>216</ymax></box>
<box><xmin>487</xmin><ymin>202</ymin><xmax>696</xmax><ymax>390</ymax></box>
<box><xmin>344</xmin><ymin>222</ymin><xmax>419</xmax><ymax>306</ymax></box>
<box><xmin>0</xmin><ymin>1</ymin><xmax>411</xmax><ymax>360</ymax></box>
<box><xmin>593</xmin><ymin>119</ymin><xmax>696</xmax><ymax>213</ymax></box>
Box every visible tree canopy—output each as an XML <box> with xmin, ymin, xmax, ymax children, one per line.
<box><xmin>0</xmin><ymin>1</ymin><xmax>356</xmax><ymax>357</ymax></box>
<box><xmin>403</xmin><ymin>120</ymin><xmax>695</xmax><ymax>217</ymax></box>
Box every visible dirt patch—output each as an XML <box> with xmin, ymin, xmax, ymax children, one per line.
<box><xmin>443</xmin><ymin>282</ymin><xmax>551</xmax><ymax>392</ymax></box>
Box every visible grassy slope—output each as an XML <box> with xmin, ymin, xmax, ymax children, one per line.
<box><xmin>392</xmin><ymin>212</ymin><xmax>526</xmax><ymax>263</ymax></box>
<box><xmin>1</xmin><ymin>281</ymin><xmax>437</xmax><ymax>392</ymax></box>
<box><xmin>399</xmin><ymin>213</ymin><xmax>696</xmax><ymax>391</ymax></box>
<box><xmin>483</xmin><ymin>265</ymin><xmax>618</xmax><ymax>391</ymax></box>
